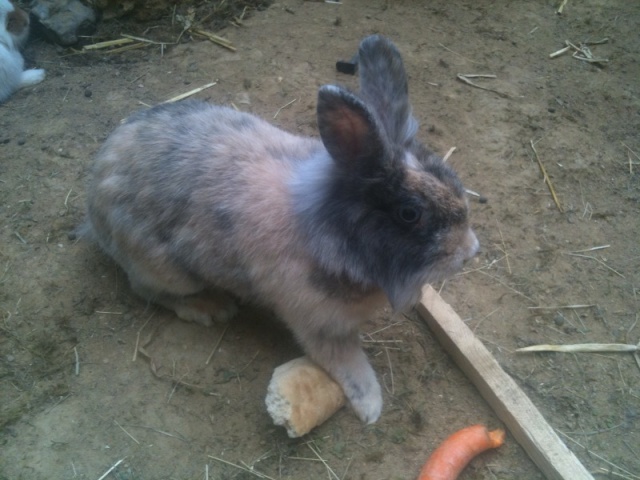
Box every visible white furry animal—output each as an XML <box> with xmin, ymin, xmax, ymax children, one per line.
<box><xmin>0</xmin><ymin>0</ymin><xmax>45</xmax><ymax>103</ymax></box>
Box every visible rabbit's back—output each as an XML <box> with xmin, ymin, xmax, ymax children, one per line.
<box><xmin>87</xmin><ymin>101</ymin><xmax>322</xmax><ymax>298</ymax></box>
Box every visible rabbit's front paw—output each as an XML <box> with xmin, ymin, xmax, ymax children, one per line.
<box><xmin>343</xmin><ymin>373</ymin><xmax>382</xmax><ymax>424</ymax></box>
<box><xmin>300</xmin><ymin>331</ymin><xmax>383</xmax><ymax>424</ymax></box>
<box><xmin>20</xmin><ymin>69</ymin><xmax>45</xmax><ymax>88</ymax></box>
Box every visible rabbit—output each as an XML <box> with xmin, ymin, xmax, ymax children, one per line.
<box><xmin>82</xmin><ymin>35</ymin><xmax>479</xmax><ymax>424</ymax></box>
<box><xmin>0</xmin><ymin>0</ymin><xmax>45</xmax><ymax>103</ymax></box>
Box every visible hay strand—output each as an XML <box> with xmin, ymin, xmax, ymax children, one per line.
<box><xmin>96</xmin><ymin>458</ymin><xmax>125</xmax><ymax>480</ymax></box>
<box><xmin>190</xmin><ymin>28</ymin><xmax>236</xmax><ymax>51</ymax></box>
<box><xmin>517</xmin><ymin>343</ymin><xmax>638</xmax><ymax>354</ymax></box>
<box><xmin>530</xmin><ymin>139</ymin><xmax>563</xmax><ymax>212</ymax></box>
<box><xmin>162</xmin><ymin>81</ymin><xmax>218</xmax><ymax>104</ymax></box>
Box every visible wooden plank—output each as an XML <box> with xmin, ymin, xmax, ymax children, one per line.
<box><xmin>416</xmin><ymin>285</ymin><xmax>593</xmax><ymax>480</ymax></box>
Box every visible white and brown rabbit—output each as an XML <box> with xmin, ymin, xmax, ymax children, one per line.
<box><xmin>82</xmin><ymin>35</ymin><xmax>479</xmax><ymax>423</ymax></box>
<box><xmin>0</xmin><ymin>0</ymin><xmax>45</xmax><ymax>103</ymax></box>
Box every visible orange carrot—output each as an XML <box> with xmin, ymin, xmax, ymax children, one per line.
<box><xmin>417</xmin><ymin>424</ymin><xmax>505</xmax><ymax>480</ymax></box>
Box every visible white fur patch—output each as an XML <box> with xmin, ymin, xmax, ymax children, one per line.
<box><xmin>289</xmin><ymin>151</ymin><xmax>335</xmax><ymax>218</ymax></box>
<box><xmin>403</xmin><ymin>152</ymin><xmax>421</xmax><ymax>170</ymax></box>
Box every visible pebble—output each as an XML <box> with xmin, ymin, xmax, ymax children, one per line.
<box><xmin>553</xmin><ymin>313</ymin><xmax>565</xmax><ymax>326</ymax></box>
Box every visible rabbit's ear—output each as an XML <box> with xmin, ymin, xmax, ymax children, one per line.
<box><xmin>357</xmin><ymin>35</ymin><xmax>418</xmax><ymax>147</ymax></box>
<box><xmin>317</xmin><ymin>85</ymin><xmax>389</xmax><ymax>173</ymax></box>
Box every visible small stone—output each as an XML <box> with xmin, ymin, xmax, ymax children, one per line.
<box><xmin>84</xmin><ymin>89</ymin><xmax>92</xmax><ymax>98</ymax></box>
<box><xmin>553</xmin><ymin>313</ymin><xmax>565</xmax><ymax>326</ymax></box>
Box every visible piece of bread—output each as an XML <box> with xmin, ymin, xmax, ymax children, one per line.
<box><xmin>265</xmin><ymin>356</ymin><xmax>346</xmax><ymax>437</ymax></box>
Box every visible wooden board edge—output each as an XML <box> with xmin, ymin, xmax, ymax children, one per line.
<box><xmin>417</xmin><ymin>285</ymin><xmax>594</xmax><ymax>480</ymax></box>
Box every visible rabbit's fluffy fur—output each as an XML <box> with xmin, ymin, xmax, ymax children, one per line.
<box><xmin>0</xmin><ymin>0</ymin><xmax>45</xmax><ymax>103</ymax></box>
<box><xmin>83</xmin><ymin>35</ymin><xmax>479</xmax><ymax>423</ymax></box>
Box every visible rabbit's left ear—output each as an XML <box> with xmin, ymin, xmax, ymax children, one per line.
<box><xmin>357</xmin><ymin>35</ymin><xmax>418</xmax><ymax>148</ymax></box>
<box><xmin>317</xmin><ymin>85</ymin><xmax>390</xmax><ymax>174</ymax></box>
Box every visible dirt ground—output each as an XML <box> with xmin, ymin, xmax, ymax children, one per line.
<box><xmin>1</xmin><ymin>0</ymin><xmax>639</xmax><ymax>478</ymax></box>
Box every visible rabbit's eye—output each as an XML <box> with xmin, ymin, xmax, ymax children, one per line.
<box><xmin>396</xmin><ymin>205</ymin><xmax>421</xmax><ymax>224</ymax></box>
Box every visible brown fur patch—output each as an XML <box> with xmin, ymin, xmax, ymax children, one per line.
<box><xmin>324</xmin><ymin>104</ymin><xmax>373</xmax><ymax>161</ymax></box>
<box><xmin>405</xmin><ymin>169</ymin><xmax>468</xmax><ymax>222</ymax></box>
<box><xmin>6</xmin><ymin>3</ymin><xmax>28</xmax><ymax>37</ymax></box>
